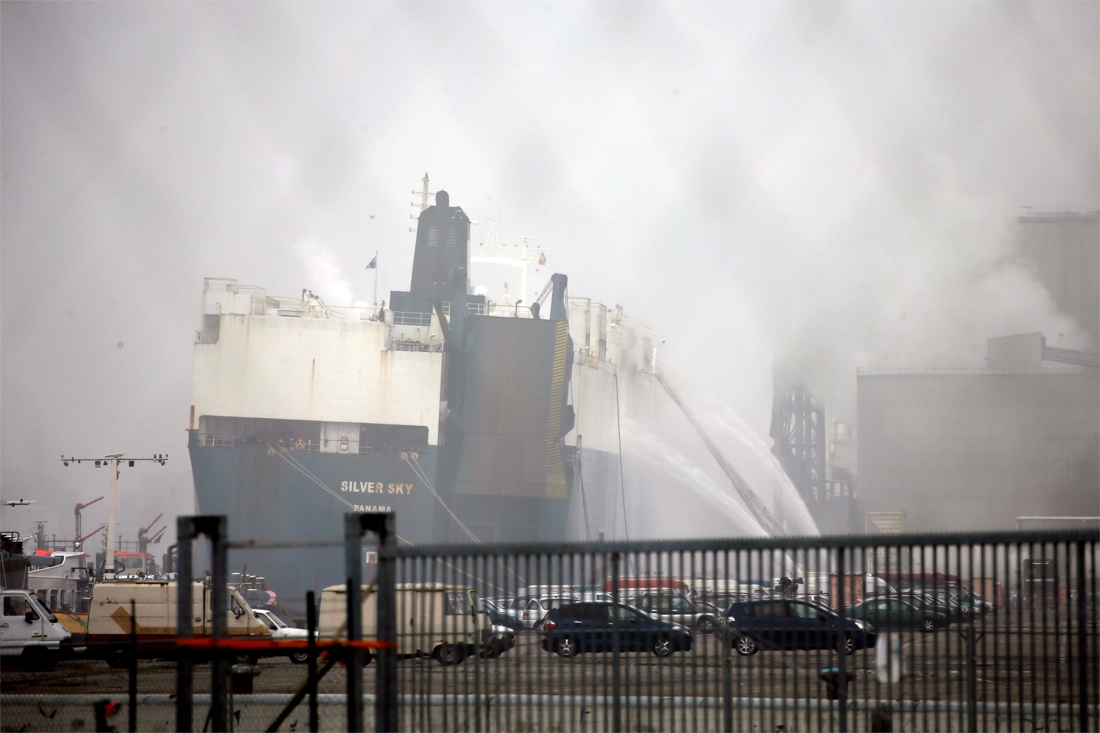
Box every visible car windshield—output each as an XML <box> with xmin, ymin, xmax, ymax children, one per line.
<box><xmin>256</xmin><ymin>613</ymin><xmax>278</xmax><ymax>630</ymax></box>
<box><xmin>27</xmin><ymin>595</ymin><xmax>58</xmax><ymax>623</ymax></box>
<box><xmin>445</xmin><ymin>591</ymin><xmax>473</xmax><ymax>615</ymax></box>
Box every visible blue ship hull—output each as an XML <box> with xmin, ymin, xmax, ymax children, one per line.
<box><xmin>188</xmin><ymin>430</ymin><xmax>576</xmax><ymax>609</ymax></box>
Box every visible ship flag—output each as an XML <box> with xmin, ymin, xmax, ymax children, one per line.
<box><xmin>538</xmin><ymin>252</ymin><xmax>547</xmax><ymax>266</ymax></box>
<box><xmin>366</xmin><ymin>255</ymin><xmax>377</xmax><ymax>269</ymax></box>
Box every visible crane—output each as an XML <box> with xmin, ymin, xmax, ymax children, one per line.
<box><xmin>137</xmin><ymin>514</ymin><xmax>167</xmax><ymax>575</ymax></box>
<box><xmin>74</xmin><ymin>496</ymin><xmax>104</xmax><ymax>540</ymax></box>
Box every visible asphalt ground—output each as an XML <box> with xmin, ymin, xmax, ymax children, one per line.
<box><xmin>3</xmin><ymin>620</ymin><xmax>1094</xmax><ymax>706</ymax></box>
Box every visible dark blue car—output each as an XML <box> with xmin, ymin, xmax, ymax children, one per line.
<box><xmin>727</xmin><ymin>600</ymin><xmax>876</xmax><ymax>656</ymax></box>
<box><xmin>540</xmin><ymin>602</ymin><xmax>693</xmax><ymax>658</ymax></box>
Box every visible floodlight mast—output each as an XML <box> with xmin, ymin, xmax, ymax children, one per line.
<box><xmin>61</xmin><ymin>453</ymin><xmax>168</xmax><ymax>575</ymax></box>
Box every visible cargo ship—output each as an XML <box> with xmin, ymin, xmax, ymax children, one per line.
<box><xmin>188</xmin><ymin>185</ymin><xmax>663</xmax><ymax>605</ymax></box>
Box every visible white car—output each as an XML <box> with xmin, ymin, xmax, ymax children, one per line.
<box><xmin>252</xmin><ymin>608</ymin><xmax>310</xmax><ymax>663</ymax></box>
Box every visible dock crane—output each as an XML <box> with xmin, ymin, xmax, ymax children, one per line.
<box><xmin>137</xmin><ymin>514</ymin><xmax>167</xmax><ymax>575</ymax></box>
<box><xmin>74</xmin><ymin>496</ymin><xmax>104</xmax><ymax>541</ymax></box>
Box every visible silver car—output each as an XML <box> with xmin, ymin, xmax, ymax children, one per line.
<box><xmin>503</xmin><ymin>595</ymin><xmax>578</xmax><ymax>630</ymax></box>
<box><xmin>628</xmin><ymin>593</ymin><xmax>726</xmax><ymax>633</ymax></box>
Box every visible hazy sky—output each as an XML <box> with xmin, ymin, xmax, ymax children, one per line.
<box><xmin>2</xmin><ymin>2</ymin><xmax>1097</xmax><ymax>543</ymax></box>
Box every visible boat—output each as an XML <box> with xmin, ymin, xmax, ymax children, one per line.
<box><xmin>188</xmin><ymin>182</ymin><xmax>662</xmax><ymax>608</ymax></box>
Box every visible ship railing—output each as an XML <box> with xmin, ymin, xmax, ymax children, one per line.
<box><xmin>203</xmin><ymin>277</ymin><xmax>239</xmax><ymax>292</ymax></box>
<box><xmin>287</xmin><ymin>439</ymin><xmax>320</xmax><ymax>452</ymax></box>
<box><xmin>478</xmin><ymin>302</ymin><xmax>534</xmax><ymax>319</ymax></box>
<box><xmin>391</xmin><ymin>339</ymin><xmax>442</xmax><ymax>353</ymax></box>
<box><xmin>392</xmin><ymin>311</ymin><xmax>432</xmax><ymax>327</ymax></box>
<box><xmin>198</xmin><ymin>434</ymin><xmax>236</xmax><ymax>447</ymax></box>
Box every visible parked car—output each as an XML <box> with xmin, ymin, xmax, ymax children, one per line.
<box><xmin>727</xmin><ymin>599</ymin><xmax>875</xmax><ymax>656</ymax></box>
<box><xmin>908</xmin><ymin>586</ymin><xmax>991</xmax><ymax>619</ymax></box>
<box><xmin>889</xmin><ymin>591</ymin><xmax>968</xmax><ymax>622</ymax></box>
<box><xmin>540</xmin><ymin>601</ymin><xmax>693</xmax><ymax>658</ymax></box>
<box><xmin>847</xmin><ymin>597</ymin><xmax>949</xmax><ymax>632</ymax></box>
<box><xmin>503</xmin><ymin>595</ymin><xmax>578</xmax><ymax>631</ymax></box>
<box><xmin>628</xmin><ymin>592</ymin><xmax>725</xmax><ymax>633</ymax></box>
<box><xmin>1</xmin><ymin>589</ymin><xmax>72</xmax><ymax>671</ymax></box>
<box><xmin>478</xmin><ymin>598</ymin><xmax>523</xmax><ymax>631</ymax></box>
<box><xmin>252</xmin><ymin>609</ymin><xmax>310</xmax><ymax>663</ymax></box>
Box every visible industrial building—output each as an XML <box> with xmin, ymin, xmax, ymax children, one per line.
<box><xmin>1016</xmin><ymin>209</ymin><xmax>1099</xmax><ymax>347</ymax></box>
<box><xmin>773</xmin><ymin>209</ymin><xmax>1100</xmax><ymax>535</ymax></box>
<box><xmin>856</xmin><ymin>333</ymin><xmax>1099</xmax><ymax>533</ymax></box>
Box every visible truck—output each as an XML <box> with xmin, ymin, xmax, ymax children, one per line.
<box><xmin>320</xmin><ymin>582</ymin><xmax>513</xmax><ymax>665</ymax></box>
<box><xmin>1</xmin><ymin>588</ymin><xmax>72</xmax><ymax>670</ymax></box>
<box><xmin>87</xmin><ymin>580</ymin><xmax>270</xmax><ymax>667</ymax></box>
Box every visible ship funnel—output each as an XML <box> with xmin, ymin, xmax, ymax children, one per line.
<box><xmin>435</xmin><ymin>190</ymin><xmax>450</xmax><ymax>208</ymax></box>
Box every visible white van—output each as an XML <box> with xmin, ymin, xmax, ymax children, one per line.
<box><xmin>320</xmin><ymin>582</ymin><xmax>509</xmax><ymax>665</ymax></box>
<box><xmin>1</xmin><ymin>588</ymin><xmax>72</xmax><ymax>670</ymax></box>
<box><xmin>88</xmin><ymin>580</ymin><xmax>270</xmax><ymax>667</ymax></box>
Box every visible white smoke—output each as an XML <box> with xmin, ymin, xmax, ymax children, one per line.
<box><xmin>294</xmin><ymin>240</ymin><xmax>355</xmax><ymax>306</ymax></box>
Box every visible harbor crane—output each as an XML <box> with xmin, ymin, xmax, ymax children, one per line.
<box><xmin>137</xmin><ymin>514</ymin><xmax>167</xmax><ymax>575</ymax></box>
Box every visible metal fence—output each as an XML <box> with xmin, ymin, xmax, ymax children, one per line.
<box><xmin>0</xmin><ymin>516</ymin><xmax>1095</xmax><ymax>732</ymax></box>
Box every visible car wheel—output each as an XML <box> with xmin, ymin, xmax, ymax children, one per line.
<box><xmin>433</xmin><ymin>644</ymin><xmax>465</xmax><ymax>666</ymax></box>
<box><xmin>921</xmin><ymin>618</ymin><xmax>937</xmax><ymax>633</ymax></box>
<box><xmin>556</xmin><ymin>636</ymin><xmax>579</xmax><ymax>658</ymax></box>
<box><xmin>289</xmin><ymin>651</ymin><xmax>309</xmax><ymax>664</ymax></box>
<box><xmin>837</xmin><ymin>634</ymin><xmax>856</xmax><ymax>656</ymax></box>
<box><xmin>534</xmin><ymin>619</ymin><xmax>547</xmax><ymax>632</ymax></box>
<box><xmin>362</xmin><ymin>650</ymin><xmax>374</xmax><ymax>667</ymax></box>
<box><xmin>734</xmin><ymin>636</ymin><xmax>758</xmax><ymax>656</ymax></box>
<box><xmin>696</xmin><ymin>617</ymin><xmax>717</xmax><ymax>634</ymax></box>
<box><xmin>105</xmin><ymin>647</ymin><xmax>129</xmax><ymax>669</ymax></box>
<box><xmin>233</xmin><ymin>653</ymin><xmax>258</xmax><ymax>665</ymax></box>
<box><xmin>651</xmin><ymin>634</ymin><xmax>674</xmax><ymax>658</ymax></box>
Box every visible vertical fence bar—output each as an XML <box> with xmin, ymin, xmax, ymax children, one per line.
<box><xmin>374</xmin><ymin>513</ymin><xmax>397</xmax><ymax>733</ymax></box>
<box><xmin>1076</xmin><ymin>540</ymin><xmax>1089</xmax><ymax>733</ymax></box>
<box><xmin>307</xmin><ymin>590</ymin><xmax>318</xmax><ymax>733</ymax></box>
<box><xmin>345</xmin><ymin>514</ymin><xmax>365</xmax><ymax>733</ymax></box>
<box><xmin>968</xmin><ymin>574</ymin><xmax>978</xmax><ymax>731</ymax></box>
<box><xmin>209</xmin><ymin>516</ymin><xmax>229</xmax><ymax>733</ymax></box>
<box><xmin>175</xmin><ymin>517</ymin><xmax>194</xmax><ymax>733</ymax></box>
<box><xmin>836</xmin><ymin>545</ymin><xmax>847</xmax><ymax>733</ymax></box>
<box><xmin>611</xmin><ymin>551</ymin><xmax>622</xmax><ymax>733</ymax></box>
<box><xmin>128</xmin><ymin>598</ymin><xmax>137</xmax><ymax>733</ymax></box>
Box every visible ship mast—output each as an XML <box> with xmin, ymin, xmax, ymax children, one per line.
<box><xmin>470</xmin><ymin>197</ymin><xmax>547</xmax><ymax>304</ymax></box>
<box><xmin>411</xmin><ymin>173</ymin><xmax>434</xmax><ymax>213</ymax></box>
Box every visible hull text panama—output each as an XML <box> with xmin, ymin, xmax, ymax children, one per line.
<box><xmin>340</xmin><ymin>481</ymin><xmax>414</xmax><ymax>495</ymax></box>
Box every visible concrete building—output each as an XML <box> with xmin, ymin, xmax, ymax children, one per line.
<box><xmin>1017</xmin><ymin>209</ymin><xmax>1099</xmax><ymax>347</ymax></box>
<box><xmin>856</xmin><ymin>334</ymin><xmax>1099</xmax><ymax>533</ymax></box>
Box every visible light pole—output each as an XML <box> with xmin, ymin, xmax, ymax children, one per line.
<box><xmin>62</xmin><ymin>453</ymin><xmax>168</xmax><ymax>575</ymax></box>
